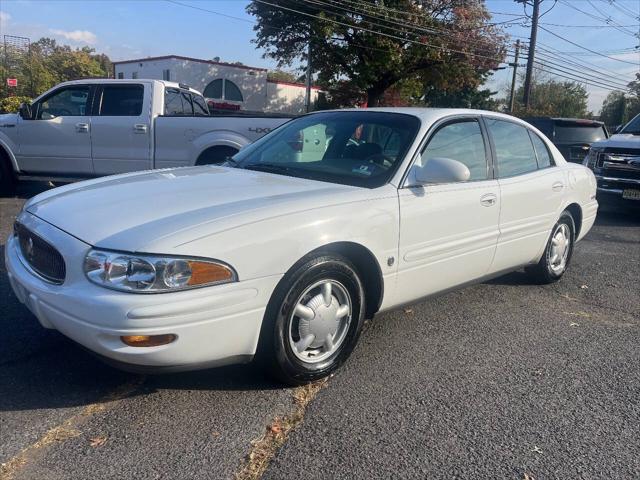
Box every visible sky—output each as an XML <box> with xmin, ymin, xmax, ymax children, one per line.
<box><xmin>0</xmin><ymin>0</ymin><xmax>638</xmax><ymax>113</ymax></box>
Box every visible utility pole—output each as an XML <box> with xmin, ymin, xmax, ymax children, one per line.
<box><xmin>304</xmin><ymin>39</ymin><xmax>312</xmax><ymax>113</ymax></box>
<box><xmin>522</xmin><ymin>0</ymin><xmax>540</xmax><ymax>110</ymax></box>
<box><xmin>509</xmin><ymin>40</ymin><xmax>521</xmax><ymax>113</ymax></box>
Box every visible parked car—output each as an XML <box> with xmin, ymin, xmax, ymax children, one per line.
<box><xmin>0</xmin><ymin>79</ymin><xmax>291</xmax><ymax>193</ymax></box>
<box><xmin>583</xmin><ymin>113</ymin><xmax>640</xmax><ymax>206</ymax></box>
<box><xmin>6</xmin><ymin>108</ymin><xmax>598</xmax><ymax>385</ymax></box>
<box><xmin>524</xmin><ymin>117</ymin><xmax>608</xmax><ymax>164</ymax></box>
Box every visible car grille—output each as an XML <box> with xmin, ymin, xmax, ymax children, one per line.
<box><xmin>14</xmin><ymin>222</ymin><xmax>66</xmax><ymax>284</ymax></box>
<box><xmin>596</xmin><ymin>148</ymin><xmax>640</xmax><ymax>180</ymax></box>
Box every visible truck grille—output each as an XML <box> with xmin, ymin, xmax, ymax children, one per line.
<box><xmin>596</xmin><ymin>148</ymin><xmax>640</xmax><ymax>180</ymax></box>
<box><xmin>14</xmin><ymin>222</ymin><xmax>66</xmax><ymax>284</ymax></box>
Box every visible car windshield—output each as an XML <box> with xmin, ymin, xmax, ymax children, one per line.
<box><xmin>232</xmin><ymin>111</ymin><xmax>421</xmax><ymax>188</ymax></box>
<box><xmin>620</xmin><ymin>114</ymin><xmax>640</xmax><ymax>135</ymax></box>
<box><xmin>554</xmin><ymin>124</ymin><xmax>607</xmax><ymax>143</ymax></box>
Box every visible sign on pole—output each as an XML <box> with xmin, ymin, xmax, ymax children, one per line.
<box><xmin>7</xmin><ymin>78</ymin><xmax>18</xmax><ymax>87</ymax></box>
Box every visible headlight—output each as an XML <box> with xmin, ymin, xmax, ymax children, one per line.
<box><xmin>583</xmin><ymin>147</ymin><xmax>602</xmax><ymax>169</ymax></box>
<box><xmin>84</xmin><ymin>249</ymin><xmax>237</xmax><ymax>293</ymax></box>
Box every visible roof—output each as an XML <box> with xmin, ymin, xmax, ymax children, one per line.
<box><xmin>112</xmin><ymin>55</ymin><xmax>268</xmax><ymax>72</ymax></box>
<box><xmin>525</xmin><ymin>116</ymin><xmax>604</xmax><ymax>126</ymax></box>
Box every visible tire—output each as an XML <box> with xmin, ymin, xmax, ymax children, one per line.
<box><xmin>526</xmin><ymin>210</ymin><xmax>576</xmax><ymax>284</ymax></box>
<box><xmin>258</xmin><ymin>253</ymin><xmax>366</xmax><ymax>386</ymax></box>
<box><xmin>0</xmin><ymin>153</ymin><xmax>16</xmax><ymax>197</ymax></box>
<box><xmin>196</xmin><ymin>146</ymin><xmax>238</xmax><ymax>165</ymax></box>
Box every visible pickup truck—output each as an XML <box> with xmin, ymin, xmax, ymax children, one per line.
<box><xmin>0</xmin><ymin>79</ymin><xmax>291</xmax><ymax>193</ymax></box>
<box><xmin>583</xmin><ymin>113</ymin><xmax>640</xmax><ymax>207</ymax></box>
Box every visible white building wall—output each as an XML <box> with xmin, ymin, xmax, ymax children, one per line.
<box><xmin>265</xmin><ymin>82</ymin><xmax>320</xmax><ymax>114</ymax></box>
<box><xmin>114</xmin><ymin>57</ymin><xmax>321</xmax><ymax>115</ymax></box>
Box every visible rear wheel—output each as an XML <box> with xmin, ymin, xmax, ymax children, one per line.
<box><xmin>259</xmin><ymin>254</ymin><xmax>365</xmax><ymax>385</ymax></box>
<box><xmin>526</xmin><ymin>211</ymin><xmax>575</xmax><ymax>284</ymax></box>
<box><xmin>196</xmin><ymin>146</ymin><xmax>238</xmax><ymax>165</ymax></box>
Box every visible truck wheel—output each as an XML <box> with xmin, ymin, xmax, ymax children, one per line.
<box><xmin>196</xmin><ymin>146</ymin><xmax>238</xmax><ymax>166</ymax></box>
<box><xmin>0</xmin><ymin>153</ymin><xmax>17</xmax><ymax>197</ymax></box>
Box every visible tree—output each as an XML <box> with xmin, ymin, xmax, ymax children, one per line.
<box><xmin>511</xmin><ymin>78</ymin><xmax>589</xmax><ymax>118</ymax></box>
<box><xmin>599</xmin><ymin>91</ymin><xmax>627</xmax><ymax>128</ymax></box>
<box><xmin>247</xmin><ymin>0</ymin><xmax>507</xmax><ymax>107</ymax></box>
<box><xmin>1</xmin><ymin>37</ymin><xmax>111</xmax><ymax>99</ymax></box>
<box><xmin>267</xmin><ymin>69</ymin><xmax>299</xmax><ymax>83</ymax></box>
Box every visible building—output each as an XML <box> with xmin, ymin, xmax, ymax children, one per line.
<box><xmin>112</xmin><ymin>55</ymin><xmax>320</xmax><ymax>114</ymax></box>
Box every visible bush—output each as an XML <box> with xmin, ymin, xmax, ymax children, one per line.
<box><xmin>0</xmin><ymin>96</ymin><xmax>32</xmax><ymax>114</ymax></box>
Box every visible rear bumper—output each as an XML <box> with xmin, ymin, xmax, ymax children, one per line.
<box><xmin>5</xmin><ymin>213</ymin><xmax>282</xmax><ymax>371</ymax></box>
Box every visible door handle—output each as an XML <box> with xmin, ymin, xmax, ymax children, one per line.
<box><xmin>552</xmin><ymin>181</ymin><xmax>565</xmax><ymax>192</ymax></box>
<box><xmin>133</xmin><ymin>124</ymin><xmax>149</xmax><ymax>134</ymax></box>
<box><xmin>75</xmin><ymin>123</ymin><xmax>89</xmax><ymax>133</ymax></box>
<box><xmin>480</xmin><ymin>193</ymin><xmax>497</xmax><ymax>207</ymax></box>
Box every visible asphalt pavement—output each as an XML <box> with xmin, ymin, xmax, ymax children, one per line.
<box><xmin>1</xmin><ymin>182</ymin><xmax>638</xmax><ymax>480</ymax></box>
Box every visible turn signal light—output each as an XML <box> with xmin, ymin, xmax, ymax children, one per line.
<box><xmin>120</xmin><ymin>334</ymin><xmax>176</xmax><ymax>347</ymax></box>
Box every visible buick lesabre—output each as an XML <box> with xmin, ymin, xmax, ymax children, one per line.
<box><xmin>5</xmin><ymin>108</ymin><xmax>598</xmax><ymax>385</ymax></box>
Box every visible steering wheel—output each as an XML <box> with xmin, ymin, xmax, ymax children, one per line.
<box><xmin>367</xmin><ymin>153</ymin><xmax>394</xmax><ymax>169</ymax></box>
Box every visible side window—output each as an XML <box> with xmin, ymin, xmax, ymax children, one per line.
<box><xmin>420</xmin><ymin>120</ymin><xmax>488</xmax><ymax>181</ymax></box>
<box><xmin>99</xmin><ymin>85</ymin><xmax>143</xmax><ymax>116</ymax></box>
<box><xmin>181</xmin><ymin>92</ymin><xmax>194</xmax><ymax>115</ymax></box>
<box><xmin>529</xmin><ymin>131</ymin><xmax>554</xmax><ymax>168</ymax></box>
<box><xmin>192</xmin><ymin>95</ymin><xmax>209</xmax><ymax>116</ymax></box>
<box><xmin>487</xmin><ymin>119</ymin><xmax>538</xmax><ymax>177</ymax></box>
<box><xmin>38</xmin><ymin>86</ymin><xmax>90</xmax><ymax>119</ymax></box>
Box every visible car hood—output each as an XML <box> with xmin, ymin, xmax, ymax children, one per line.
<box><xmin>25</xmin><ymin>166</ymin><xmax>359</xmax><ymax>252</ymax></box>
<box><xmin>592</xmin><ymin>134</ymin><xmax>640</xmax><ymax>150</ymax></box>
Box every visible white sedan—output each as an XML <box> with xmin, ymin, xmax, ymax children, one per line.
<box><xmin>5</xmin><ymin>108</ymin><xmax>598</xmax><ymax>385</ymax></box>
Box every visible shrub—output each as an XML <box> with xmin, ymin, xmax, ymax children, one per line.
<box><xmin>0</xmin><ymin>96</ymin><xmax>32</xmax><ymax>114</ymax></box>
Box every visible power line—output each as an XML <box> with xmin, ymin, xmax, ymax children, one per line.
<box><xmin>599</xmin><ymin>0</ymin><xmax>640</xmax><ymax>21</ymax></box>
<box><xmin>538</xmin><ymin>25</ymin><xmax>640</xmax><ymax>65</ymax></box>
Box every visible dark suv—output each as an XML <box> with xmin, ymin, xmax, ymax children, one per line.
<box><xmin>524</xmin><ymin>117</ymin><xmax>608</xmax><ymax>164</ymax></box>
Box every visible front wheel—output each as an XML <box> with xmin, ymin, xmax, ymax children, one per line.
<box><xmin>526</xmin><ymin>211</ymin><xmax>576</xmax><ymax>284</ymax></box>
<box><xmin>259</xmin><ymin>254</ymin><xmax>365</xmax><ymax>386</ymax></box>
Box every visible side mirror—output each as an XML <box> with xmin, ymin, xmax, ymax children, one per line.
<box><xmin>413</xmin><ymin>157</ymin><xmax>471</xmax><ymax>184</ymax></box>
<box><xmin>19</xmin><ymin>102</ymin><xmax>33</xmax><ymax>120</ymax></box>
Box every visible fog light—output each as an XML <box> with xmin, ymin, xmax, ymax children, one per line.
<box><xmin>120</xmin><ymin>334</ymin><xmax>176</xmax><ymax>347</ymax></box>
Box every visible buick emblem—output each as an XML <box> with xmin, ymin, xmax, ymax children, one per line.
<box><xmin>25</xmin><ymin>236</ymin><xmax>34</xmax><ymax>262</ymax></box>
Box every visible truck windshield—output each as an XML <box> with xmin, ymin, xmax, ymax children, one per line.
<box><xmin>554</xmin><ymin>124</ymin><xmax>607</xmax><ymax>143</ymax></box>
<box><xmin>232</xmin><ymin>111</ymin><xmax>421</xmax><ymax>188</ymax></box>
<box><xmin>620</xmin><ymin>114</ymin><xmax>640</xmax><ymax>135</ymax></box>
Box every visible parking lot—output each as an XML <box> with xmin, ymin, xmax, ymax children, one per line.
<box><xmin>1</xmin><ymin>182</ymin><xmax>639</xmax><ymax>480</ymax></box>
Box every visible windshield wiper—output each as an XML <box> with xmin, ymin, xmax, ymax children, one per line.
<box><xmin>221</xmin><ymin>156</ymin><xmax>239</xmax><ymax>167</ymax></box>
<box><xmin>243</xmin><ymin>163</ymin><xmax>294</xmax><ymax>175</ymax></box>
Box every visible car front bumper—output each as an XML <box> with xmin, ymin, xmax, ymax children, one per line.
<box><xmin>5</xmin><ymin>212</ymin><xmax>282</xmax><ymax>372</ymax></box>
<box><xmin>595</xmin><ymin>175</ymin><xmax>640</xmax><ymax>207</ymax></box>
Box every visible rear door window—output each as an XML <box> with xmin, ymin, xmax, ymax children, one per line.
<box><xmin>486</xmin><ymin>119</ymin><xmax>538</xmax><ymax>178</ymax></box>
<box><xmin>99</xmin><ymin>84</ymin><xmax>143</xmax><ymax>116</ymax></box>
<box><xmin>192</xmin><ymin>95</ymin><xmax>209</xmax><ymax>116</ymax></box>
<box><xmin>529</xmin><ymin>132</ymin><xmax>554</xmax><ymax>168</ymax></box>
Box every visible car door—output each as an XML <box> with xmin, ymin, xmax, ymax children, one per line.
<box><xmin>16</xmin><ymin>84</ymin><xmax>93</xmax><ymax>175</ymax></box>
<box><xmin>90</xmin><ymin>83</ymin><xmax>152</xmax><ymax>175</ymax></box>
<box><xmin>395</xmin><ymin>117</ymin><xmax>500</xmax><ymax>306</ymax></box>
<box><xmin>485</xmin><ymin>117</ymin><xmax>566</xmax><ymax>273</ymax></box>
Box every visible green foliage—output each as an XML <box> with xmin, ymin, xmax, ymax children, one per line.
<box><xmin>267</xmin><ymin>70</ymin><xmax>300</xmax><ymax>83</ymax></box>
<box><xmin>247</xmin><ymin>0</ymin><xmax>507</xmax><ymax>107</ymax></box>
<box><xmin>1</xmin><ymin>37</ymin><xmax>111</xmax><ymax>100</ymax></box>
<box><xmin>598</xmin><ymin>73</ymin><xmax>640</xmax><ymax>129</ymax></box>
<box><xmin>0</xmin><ymin>96</ymin><xmax>32</xmax><ymax>114</ymax></box>
<box><xmin>512</xmin><ymin>79</ymin><xmax>589</xmax><ymax>118</ymax></box>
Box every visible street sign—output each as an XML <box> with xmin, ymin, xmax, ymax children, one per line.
<box><xmin>7</xmin><ymin>78</ymin><xmax>18</xmax><ymax>87</ymax></box>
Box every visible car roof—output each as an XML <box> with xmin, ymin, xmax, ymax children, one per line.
<box><xmin>53</xmin><ymin>78</ymin><xmax>202</xmax><ymax>95</ymax></box>
<box><xmin>525</xmin><ymin>116</ymin><xmax>604</xmax><ymax>126</ymax></box>
<box><xmin>312</xmin><ymin>107</ymin><xmax>534</xmax><ymax>127</ymax></box>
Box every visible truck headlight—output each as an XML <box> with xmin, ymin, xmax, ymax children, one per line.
<box><xmin>583</xmin><ymin>147</ymin><xmax>602</xmax><ymax>169</ymax></box>
<box><xmin>84</xmin><ymin>249</ymin><xmax>237</xmax><ymax>293</ymax></box>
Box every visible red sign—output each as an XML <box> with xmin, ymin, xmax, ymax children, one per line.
<box><xmin>6</xmin><ymin>78</ymin><xmax>17</xmax><ymax>87</ymax></box>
